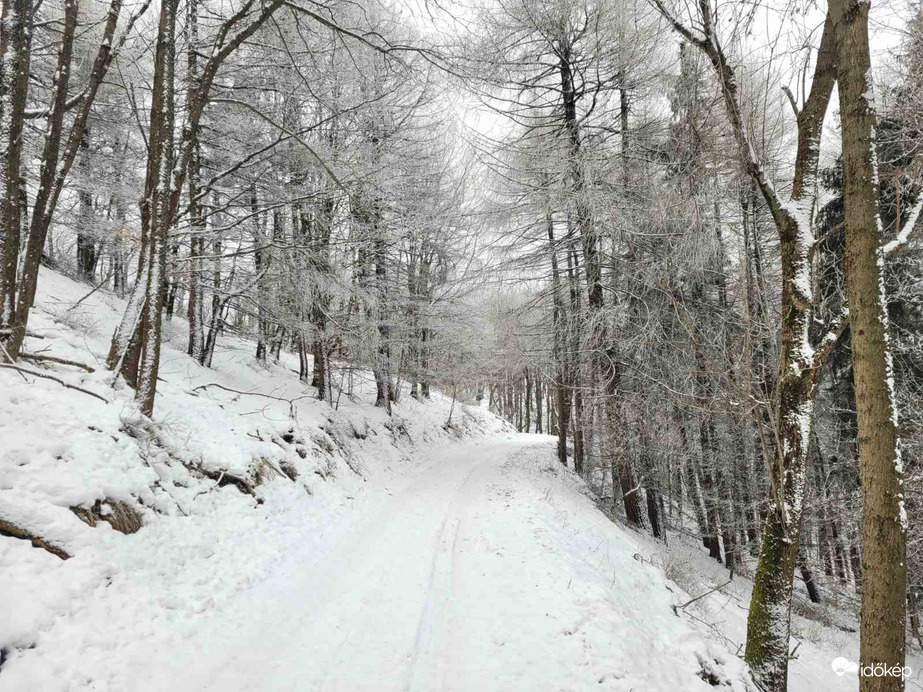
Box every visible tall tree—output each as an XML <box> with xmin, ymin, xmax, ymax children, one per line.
<box><xmin>0</xmin><ymin>0</ymin><xmax>34</xmax><ymax>340</ymax></box>
<box><xmin>651</xmin><ymin>3</ymin><xmax>842</xmax><ymax>686</ymax></box>
<box><xmin>831</xmin><ymin>0</ymin><xmax>909</xmax><ymax>686</ymax></box>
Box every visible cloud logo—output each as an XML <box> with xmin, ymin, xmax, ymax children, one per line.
<box><xmin>831</xmin><ymin>657</ymin><xmax>859</xmax><ymax>676</ymax></box>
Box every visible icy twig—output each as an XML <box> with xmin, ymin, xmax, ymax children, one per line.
<box><xmin>623</xmin><ymin>476</ymin><xmax>645</xmax><ymax>498</ymax></box>
<box><xmin>193</xmin><ymin>382</ymin><xmax>312</xmax><ymax>419</ymax></box>
<box><xmin>65</xmin><ymin>267</ymin><xmax>117</xmax><ymax>313</ymax></box>
<box><xmin>194</xmin><ymin>471</ymin><xmax>225</xmax><ymax>499</ymax></box>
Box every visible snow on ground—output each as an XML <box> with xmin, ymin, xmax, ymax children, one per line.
<box><xmin>630</xmin><ymin>515</ymin><xmax>923</xmax><ymax>692</ymax></box>
<box><xmin>114</xmin><ymin>439</ymin><xmax>757</xmax><ymax>692</ymax></box>
<box><xmin>2</xmin><ymin>430</ymin><xmax>753</xmax><ymax>691</ymax></box>
<box><xmin>0</xmin><ymin>267</ymin><xmax>507</xmax><ymax>689</ymax></box>
<box><xmin>0</xmin><ymin>267</ymin><xmax>914</xmax><ymax>691</ymax></box>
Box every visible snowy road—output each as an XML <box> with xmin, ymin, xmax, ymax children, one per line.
<box><xmin>192</xmin><ymin>440</ymin><xmax>513</xmax><ymax>691</ymax></box>
<box><xmin>137</xmin><ymin>438</ymin><xmax>744</xmax><ymax>692</ymax></box>
<box><xmin>2</xmin><ymin>436</ymin><xmax>748</xmax><ymax>691</ymax></box>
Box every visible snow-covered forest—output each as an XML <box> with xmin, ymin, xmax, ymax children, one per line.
<box><xmin>0</xmin><ymin>0</ymin><xmax>921</xmax><ymax>688</ymax></box>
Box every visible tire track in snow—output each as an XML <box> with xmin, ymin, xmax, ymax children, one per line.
<box><xmin>137</xmin><ymin>440</ymin><xmax>545</xmax><ymax>692</ymax></box>
<box><xmin>405</xmin><ymin>463</ymin><xmax>480</xmax><ymax>691</ymax></box>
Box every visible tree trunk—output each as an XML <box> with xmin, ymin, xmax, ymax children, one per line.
<box><xmin>719</xmin><ymin>467</ymin><xmax>738</xmax><ymax>571</ymax></box>
<box><xmin>76</xmin><ymin>129</ymin><xmax>98</xmax><ymax>282</ymax></box>
<box><xmin>648</xmin><ymin>14</ymin><xmax>838</xmax><ymax>686</ymax></box>
<box><xmin>8</xmin><ymin>0</ymin><xmax>135</xmax><ymax>358</ymax></box>
<box><xmin>24</xmin><ymin>0</ymin><xmax>78</xmax><ymax>299</ymax></box>
<box><xmin>202</xmin><ymin>230</ymin><xmax>222</xmax><ymax>368</ymax></box>
<box><xmin>420</xmin><ymin>327</ymin><xmax>430</xmax><ymax>399</ymax></box>
<box><xmin>186</xmin><ymin>0</ymin><xmax>204</xmax><ymax>361</ymax></box>
<box><xmin>252</xmin><ymin>186</ymin><xmax>270</xmax><ymax>363</ymax></box>
<box><xmin>677</xmin><ymin>409</ymin><xmax>711</xmax><ymax>548</ymax></box>
<box><xmin>646</xmin><ymin>483</ymin><xmax>663</xmax><ymax>539</ymax></box>
<box><xmin>698</xmin><ymin>416</ymin><xmax>723</xmax><ymax>562</ymax></box>
<box><xmin>546</xmin><ymin>196</ymin><xmax>568</xmax><ymax>466</ymax></box>
<box><xmin>106</xmin><ymin>0</ymin><xmax>177</xmax><ymax>416</ymax></box>
<box><xmin>568</xmin><ymin>246</ymin><xmax>585</xmax><ymax>474</ymax></box>
<box><xmin>832</xmin><ymin>0</ymin><xmax>908</xmax><ymax>685</ymax></box>
<box><xmin>310</xmin><ymin>194</ymin><xmax>333</xmax><ymax>400</ymax></box>
<box><xmin>559</xmin><ymin>45</ymin><xmax>637</xmax><ymax>520</ymax></box>
<box><xmin>374</xmin><ymin>229</ymin><xmax>391</xmax><ymax>412</ymax></box>
<box><xmin>524</xmin><ymin>369</ymin><xmax>532</xmax><ymax>432</ymax></box>
<box><xmin>799</xmin><ymin>555</ymin><xmax>822</xmax><ymax>604</ymax></box>
<box><xmin>0</xmin><ymin>0</ymin><xmax>33</xmax><ymax>336</ymax></box>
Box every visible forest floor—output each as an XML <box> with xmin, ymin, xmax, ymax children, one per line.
<box><xmin>2</xmin><ymin>267</ymin><xmax>920</xmax><ymax>691</ymax></box>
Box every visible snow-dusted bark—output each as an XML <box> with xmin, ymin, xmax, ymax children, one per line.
<box><xmin>106</xmin><ymin>0</ymin><xmax>176</xmax><ymax>413</ymax></box>
<box><xmin>134</xmin><ymin>0</ymin><xmax>176</xmax><ymax>416</ymax></box>
<box><xmin>187</xmin><ymin>227</ymin><xmax>205</xmax><ymax>362</ymax></box>
<box><xmin>6</xmin><ymin>0</ymin><xmax>75</xmax><ymax>346</ymax></box>
<box><xmin>831</xmin><ymin>0</ymin><xmax>908</xmax><ymax>687</ymax></box>
<box><xmin>185</xmin><ymin>0</ymin><xmax>204</xmax><ymax>363</ymax></box>
<box><xmin>373</xmin><ymin>218</ymin><xmax>393</xmax><ymax>412</ymax></box>
<box><xmin>0</xmin><ymin>0</ymin><xmax>32</xmax><ymax>334</ymax></box>
<box><xmin>545</xmin><ymin>198</ymin><xmax>569</xmax><ymax>467</ymax></box>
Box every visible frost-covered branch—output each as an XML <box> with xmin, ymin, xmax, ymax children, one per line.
<box><xmin>812</xmin><ymin>307</ymin><xmax>850</xmax><ymax>369</ymax></box>
<box><xmin>884</xmin><ymin>191</ymin><xmax>923</xmax><ymax>256</ymax></box>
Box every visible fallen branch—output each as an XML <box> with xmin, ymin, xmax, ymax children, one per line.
<box><xmin>0</xmin><ymin>341</ymin><xmax>28</xmax><ymax>382</ymax></box>
<box><xmin>673</xmin><ymin>578</ymin><xmax>733</xmax><ymax>613</ymax></box>
<box><xmin>193</xmin><ymin>382</ymin><xmax>311</xmax><ymax>418</ymax></box>
<box><xmin>21</xmin><ymin>352</ymin><xmax>96</xmax><ymax>372</ymax></box>
<box><xmin>194</xmin><ymin>381</ymin><xmax>289</xmax><ymax>401</ymax></box>
<box><xmin>66</xmin><ymin>266</ymin><xmax>117</xmax><ymax>313</ymax></box>
<box><xmin>0</xmin><ymin>364</ymin><xmax>109</xmax><ymax>403</ymax></box>
<box><xmin>0</xmin><ymin>517</ymin><xmax>70</xmax><ymax>560</ymax></box>
<box><xmin>0</xmin><ymin>328</ymin><xmax>45</xmax><ymax>339</ymax></box>
<box><xmin>197</xmin><ymin>464</ymin><xmax>255</xmax><ymax>496</ymax></box>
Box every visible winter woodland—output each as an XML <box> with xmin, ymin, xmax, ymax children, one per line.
<box><xmin>0</xmin><ymin>0</ymin><xmax>921</xmax><ymax>689</ymax></box>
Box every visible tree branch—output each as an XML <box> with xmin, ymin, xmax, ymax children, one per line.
<box><xmin>0</xmin><ymin>364</ymin><xmax>109</xmax><ymax>403</ymax></box>
<box><xmin>884</xmin><ymin>190</ymin><xmax>923</xmax><ymax>256</ymax></box>
<box><xmin>20</xmin><ymin>352</ymin><xmax>96</xmax><ymax>372</ymax></box>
